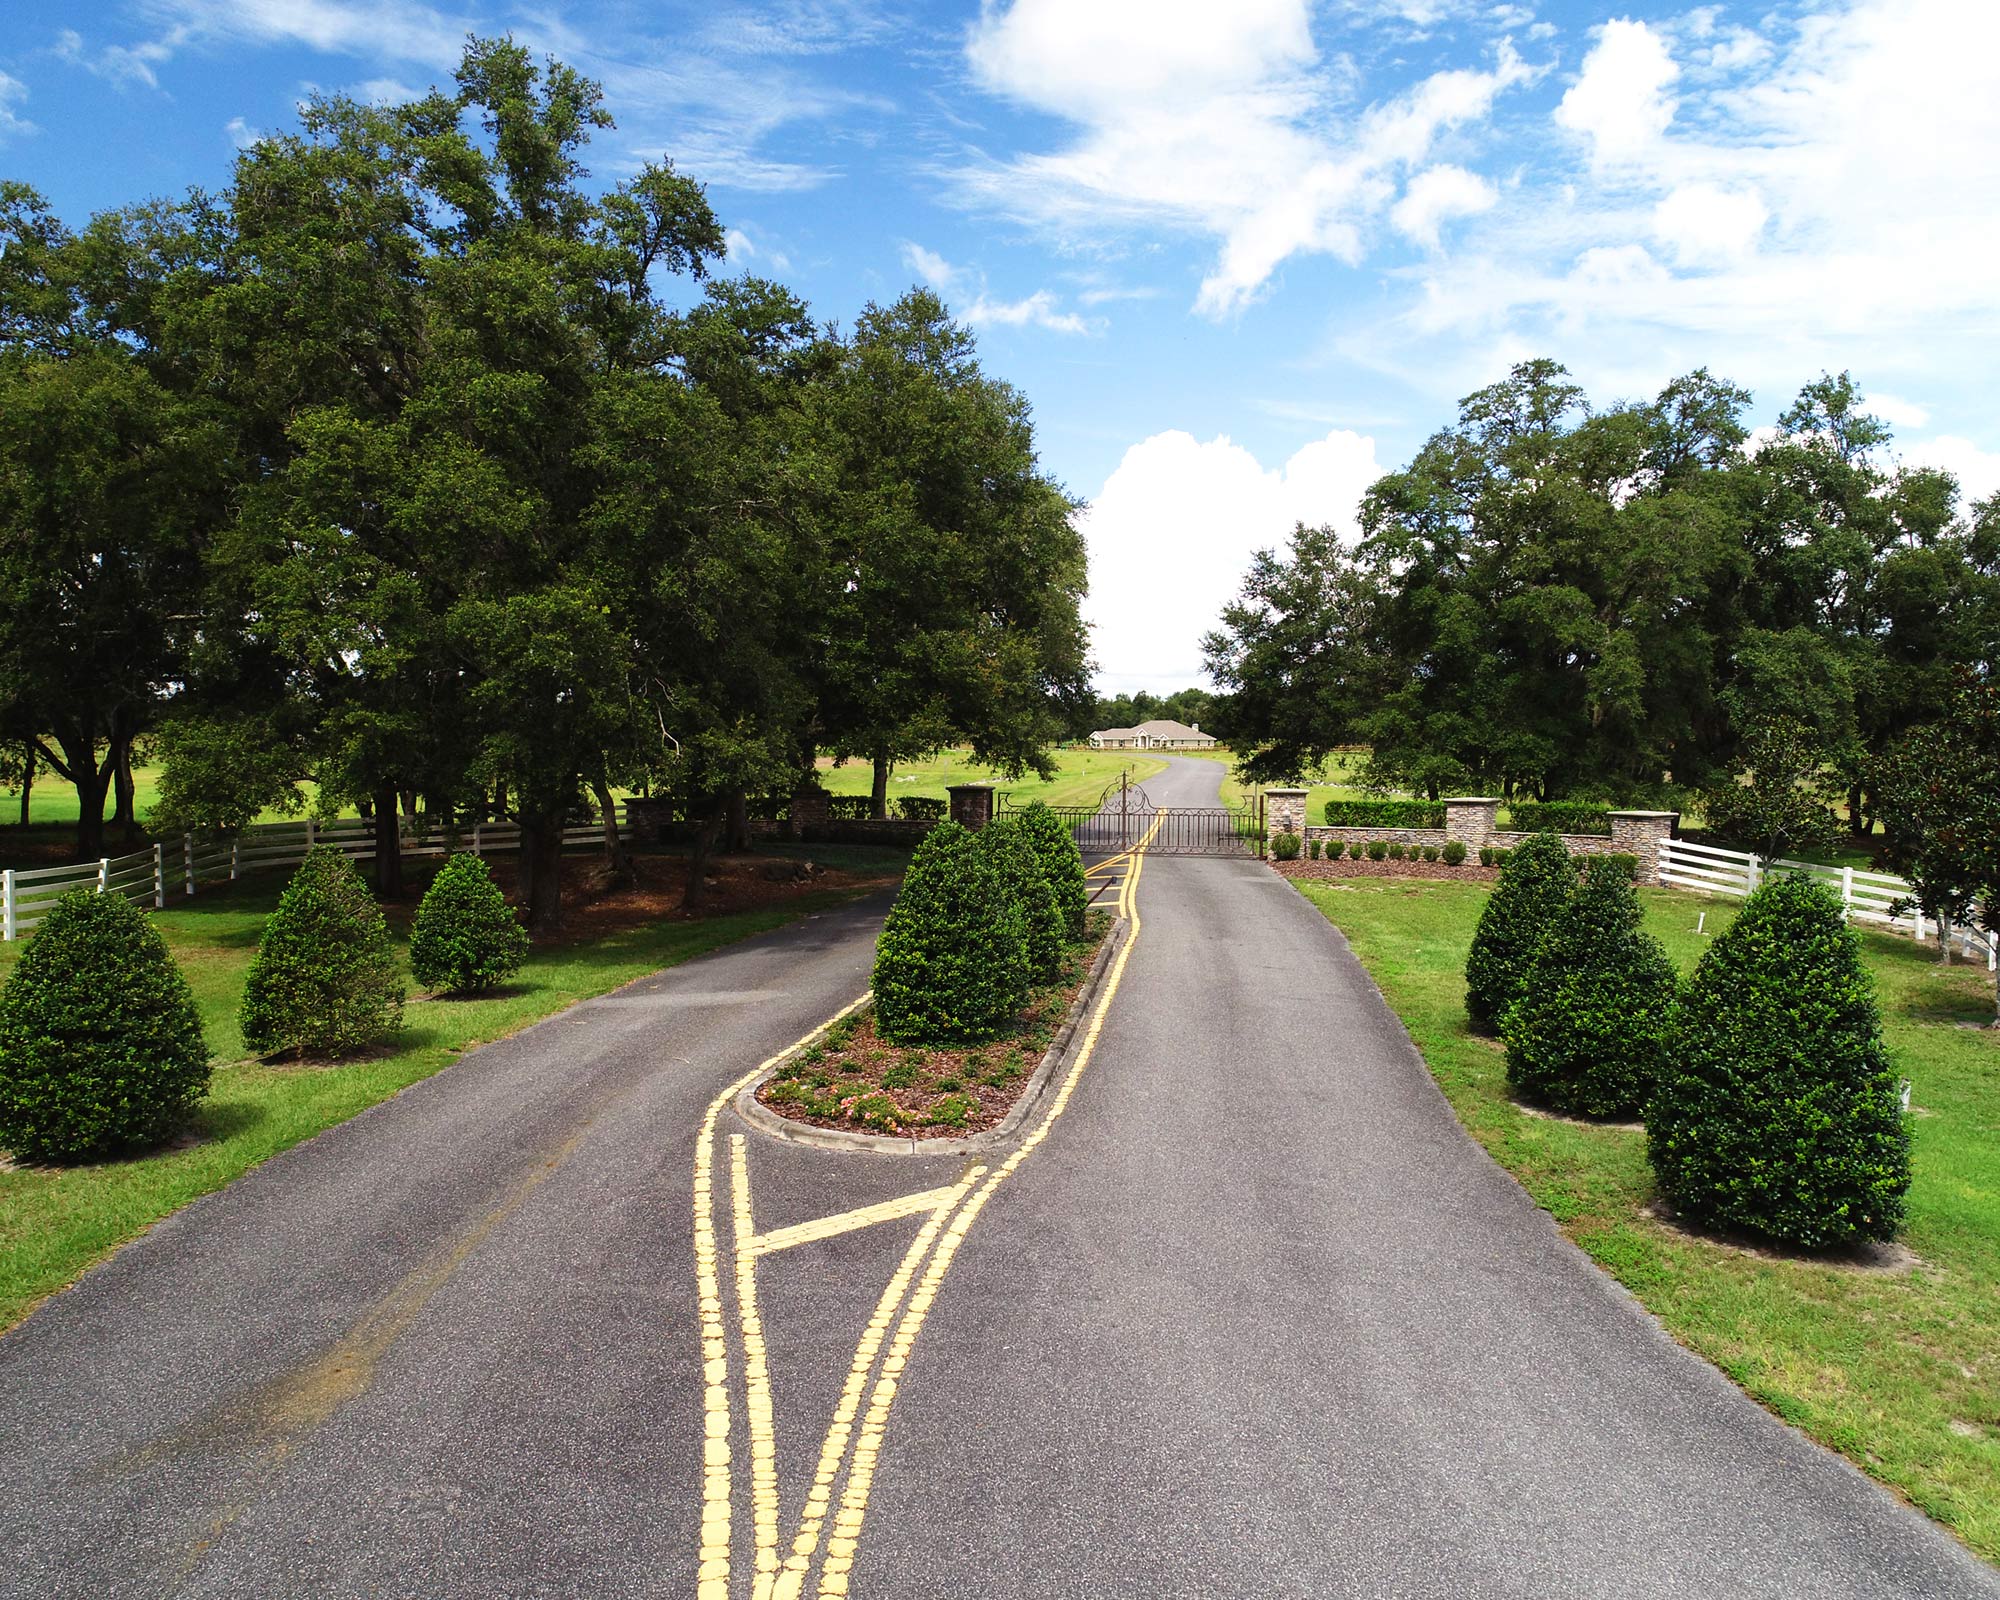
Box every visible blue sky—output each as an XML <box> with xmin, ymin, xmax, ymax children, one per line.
<box><xmin>4</xmin><ymin>0</ymin><xmax>1996</xmax><ymax>692</ymax></box>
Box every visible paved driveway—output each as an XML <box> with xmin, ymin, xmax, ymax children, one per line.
<box><xmin>0</xmin><ymin>761</ymin><xmax>1991</xmax><ymax>1598</ymax></box>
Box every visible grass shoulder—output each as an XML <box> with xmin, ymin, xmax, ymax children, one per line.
<box><xmin>0</xmin><ymin>847</ymin><xmax>898</xmax><ymax>1333</ymax></box>
<box><xmin>1293</xmin><ymin>875</ymin><xmax>2000</xmax><ymax>1564</ymax></box>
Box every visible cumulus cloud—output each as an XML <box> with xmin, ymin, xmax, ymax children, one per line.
<box><xmin>1649</xmin><ymin>183</ymin><xmax>1767</xmax><ymax>267</ymax></box>
<box><xmin>1554</xmin><ymin>18</ymin><xmax>1679</xmax><ymax>168</ymax></box>
<box><xmin>959</xmin><ymin>0</ymin><xmax>1535</xmax><ymax>318</ymax></box>
<box><xmin>1079</xmin><ymin>427</ymin><xmax>1384</xmax><ymax>693</ymax></box>
<box><xmin>1902</xmin><ymin>436</ymin><xmax>2000</xmax><ymax>509</ymax></box>
<box><xmin>1392</xmin><ymin>165</ymin><xmax>1497</xmax><ymax>250</ymax></box>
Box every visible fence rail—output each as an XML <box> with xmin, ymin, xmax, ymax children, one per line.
<box><xmin>3</xmin><ymin>816</ymin><xmax>612</xmax><ymax>941</ymax></box>
<box><xmin>1658</xmin><ymin>837</ymin><xmax>1997</xmax><ymax>968</ymax></box>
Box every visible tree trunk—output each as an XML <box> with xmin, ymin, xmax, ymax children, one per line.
<box><xmin>1848</xmin><ymin>781</ymin><xmax>1867</xmax><ymax>838</ymax></box>
<box><xmin>112</xmin><ymin>735</ymin><xmax>137</xmax><ymax>844</ymax></box>
<box><xmin>592</xmin><ymin>777</ymin><xmax>636</xmax><ymax>889</ymax></box>
<box><xmin>45</xmin><ymin>731</ymin><xmax>113</xmax><ymax>863</ymax></box>
<box><xmin>870</xmin><ymin>752</ymin><xmax>891</xmax><ymax>821</ymax></box>
<box><xmin>17</xmin><ymin>741</ymin><xmax>31</xmax><ymax>827</ymax></box>
<box><xmin>373</xmin><ymin>781</ymin><xmax>403</xmax><ymax>900</ymax></box>
<box><xmin>1938</xmin><ymin>913</ymin><xmax>1953</xmax><ymax>966</ymax></box>
<box><xmin>725</xmin><ymin>789</ymin><xmax>750</xmax><ymax>853</ymax></box>
<box><xmin>521</xmin><ymin>811</ymin><xmax>565</xmax><ymax>934</ymax></box>
<box><xmin>683</xmin><ymin>812</ymin><xmax>722</xmax><ymax>913</ymax></box>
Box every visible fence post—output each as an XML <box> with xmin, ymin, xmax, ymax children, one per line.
<box><xmin>1915</xmin><ymin>908</ymin><xmax>1927</xmax><ymax>946</ymax></box>
<box><xmin>305</xmin><ymin>817</ymin><xmax>316</xmax><ymax>852</ymax></box>
<box><xmin>153</xmin><ymin>842</ymin><xmax>164</xmax><ymax>909</ymax></box>
<box><xmin>3</xmin><ymin>868</ymin><xmax>13</xmax><ymax>942</ymax></box>
<box><xmin>184</xmin><ymin>833</ymin><xmax>195</xmax><ymax>895</ymax></box>
<box><xmin>472</xmin><ymin>824</ymin><xmax>482</xmax><ymax>858</ymax></box>
<box><xmin>97</xmin><ymin>858</ymin><xmax>109</xmax><ymax>896</ymax></box>
<box><xmin>1841</xmin><ymin>865</ymin><xmax>1853</xmax><ymax>920</ymax></box>
<box><xmin>230</xmin><ymin>837</ymin><xmax>240</xmax><ymax>881</ymax></box>
<box><xmin>1746</xmin><ymin>852</ymin><xmax>1760</xmax><ymax>895</ymax></box>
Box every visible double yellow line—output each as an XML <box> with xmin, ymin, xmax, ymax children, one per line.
<box><xmin>693</xmin><ymin>813</ymin><xmax>1159</xmax><ymax>1599</ymax></box>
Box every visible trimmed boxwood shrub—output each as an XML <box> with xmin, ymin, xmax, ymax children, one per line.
<box><xmin>409</xmin><ymin>853</ymin><xmax>530</xmax><ymax>995</ymax></box>
<box><xmin>0</xmin><ymin>889</ymin><xmax>211</xmax><ymax>1163</ymax></box>
<box><xmin>1494</xmin><ymin>848</ymin><xmax>1513</xmax><ymax>866</ymax></box>
<box><xmin>1367</xmin><ymin>839</ymin><xmax>1389</xmax><ymax>861</ymax></box>
<box><xmin>1422</xmin><ymin>844</ymin><xmax>1441</xmax><ymax>862</ymax></box>
<box><xmin>980</xmin><ymin>817</ymin><xmax>1064</xmax><ymax>983</ymax></box>
<box><xmin>240</xmin><ymin>846</ymin><xmax>405</xmax><ymax>1059</ymax></box>
<box><xmin>1016</xmin><ymin>800</ymin><xmax>1087</xmax><ymax>939</ymax></box>
<box><xmin>874</xmin><ymin>822</ymin><xmax>1028</xmax><ymax>1044</ymax></box>
<box><xmin>1386</xmin><ymin>842</ymin><xmax>1404</xmax><ymax>861</ymax></box>
<box><xmin>1648</xmin><ymin>873</ymin><xmax>1911</xmax><ymax>1248</ymax></box>
<box><xmin>1478</xmin><ymin>846</ymin><xmax>1495</xmax><ymax>867</ymax></box>
<box><xmin>1322</xmin><ymin>799</ymin><xmax>1446</xmax><ymax>829</ymax></box>
<box><xmin>1442</xmin><ymin>841</ymin><xmax>1467</xmax><ymax>866</ymax></box>
<box><xmin>1464</xmin><ymin>831</ymin><xmax>1572</xmax><ymax>1033</ymax></box>
<box><xmin>1272</xmin><ymin>832</ymin><xmax>1302</xmax><ymax>861</ymax></box>
<box><xmin>1509</xmin><ymin>800</ymin><xmax>1612</xmax><ymax>836</ymax></box>
<box><xmin>895</xmin><ymin>795</ymin><xmax>947</xmax><ymax>821</ymax></box>
<box><xmin>1502</xmin><ymin>857</ymin><xmax>1678</xmax><ymax>1118</ymax></box>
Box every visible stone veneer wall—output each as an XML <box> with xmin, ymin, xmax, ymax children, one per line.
<box><xmin>1279</xmin><ymin>795</ymin><xmax>1679</xmax><ymax>885</ymax></box>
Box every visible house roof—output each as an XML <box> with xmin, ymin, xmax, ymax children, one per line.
<box><xmin>1132</xmin><ymin>719</ymin><xmax>1209</xmax><ymax>739</ymax></box>
<box><xmin>1093</xmin><ymin>727</ymin><xmax>1140</xmax><ymax>739</ymax></box>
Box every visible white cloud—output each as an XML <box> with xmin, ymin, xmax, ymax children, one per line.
<box><xmin>1866</xmin><ymin>393</ymin><xmax>1929</xmax><ymax>430</ymax></box>
<box><xmin>0</xmin><ymin>71</ymin><xmax>33</xmax><ymax>142</ymax></box>
<box><xmin>1649</xmin><ymin>182</ymin><xmax>1766</xmax><ymax>266</ymax></box>
<box><xmin>1080</xmin><ymin>427</ymin><xmax>1384</xmax><ymax>693</ymax></box>
<box><xmin>724</xmin><ymin>226</ymin><xmax>793</xmax><ymax>273</ymax></box>
<box><xmin>900</xmin><ymin>243</ymin><xmax>1094</xmax><ymax>335</ymax></box>
<box><xmin>1554</xmin><ymin>18</ymin><xmax>1679</xmax><ymax>168</ymax></box>
<box><xmin>1392</xmin><ymin>164</ymin><xmax>1497</xmax><ymax>249</ymax></box>
<box><xmin>959</xmin><ymin>0</ymin><xmax>1535</xmax><ymax>319</ymax></box>
<box><xmin>1351</xmin><ymin>0</ymin><xmax>2000</xmax><ymax>446</ymax></box>
<box><xmin>224</xmin><ymin>115</ymin><xmax>264</xmax><ymax>148</ymax></box>
<box><xmin>1901</xmin><ymin>436</ymin><xmax>2000</xmax><ymax>509</ymax></box>
<box><xmin>350</xmin><ymin>76</ymin><xmax>420</xmax><ymax>105</ymax></box>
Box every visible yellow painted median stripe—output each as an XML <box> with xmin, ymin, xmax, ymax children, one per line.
<box><xmin>749</xmin><ymin>1185</ymin><xmax>969</xmax><ymax>1258</ymax></box>
<box><xmin>691</xmin><ymin>995</ymin><xmax>869</xmax><ymax>1600</ymax></box>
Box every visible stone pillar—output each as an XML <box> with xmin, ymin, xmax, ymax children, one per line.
<box><xmin>1445</xmin><ymin>797</ymin><xmax>1500</xmax><ymax>855</ymax></box>
<box><xmin>1610</xmin><ymin>811</ymin><xmax>1679</xmax><ymax>886</ymax></box>
<box><xmin>789</xmin><ymin>786</ymin><xmax>830</xmax><ymax>840</ymax></box>
<box><xmin>1264</xmin><ymin>787</ymin><xmax>1308</xmax><ymax>844</ymax></box>
<box><xmin>947</xmin><ymin>783</ymin><xmax>996</xmax><ymax>832</ymax></box>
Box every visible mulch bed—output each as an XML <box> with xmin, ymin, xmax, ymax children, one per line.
<box><xmin>755</xmin><ymin>911</ymin><xmax>1114</xmax><ymax>1140</ymax></box>
<box><xmin>1273</xmin><ymin>857</ymin><xmax>1498</xmax><ymax>884</ymax></box>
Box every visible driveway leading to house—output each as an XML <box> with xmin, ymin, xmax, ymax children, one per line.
<box><xmin>0</xmin><ymin>758</ymin><xmax>1993</xmax><ymax>1598</ymax></box>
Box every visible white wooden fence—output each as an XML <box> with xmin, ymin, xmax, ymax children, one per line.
<box><xmin>2</xmin><ymin>816</ymin><xmax>606</xmax><ymax>941</ymax></box>
<box><xmin>1657</xmin><ymin>837</ymin><xmax>1998</xmax><ymax>969</ymax></box>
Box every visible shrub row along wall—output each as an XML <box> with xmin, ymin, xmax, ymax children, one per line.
<box><xmin>1266</xmin><ymin>792</ymin><xmax>1677</xmax><ymax>884</ymax></box>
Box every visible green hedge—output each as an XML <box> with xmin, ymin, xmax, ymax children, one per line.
<box><xmin>1503</xmin><ymin>857</ymin><xmax>1678</xmax><ymax>1118</ymax></box>
<box><xmin>873</xmin><ymin>822</ymin><xmax>1028</xmax><ymax>1044</ymax></box>
<box><xmin>240</xmin><ymin>846</ymin><xmax>405</xmax><ymax>1059</ymax></box>
<box><xmin>1509</xmin><ymin>801</ymin><xmax>1612</xmax><ymax>836</ymax></box>
<box><xmin>1321</xmin><ymin>798</ymin><xmax>1446</xmax><ymax>829</ymax></box>
<box><xmin>1272</xmin><ymin>832</ymin><xmax>1302</xmax><ymax>861</ymax></box>
<box><xmin>1464</xmin><ymin>832</ymin><xmax>1572</xmax><ymax>1033</ymax></box>
<box><xmin>1648</xmin><ymin>873</ymin><xmax>1911</xmax><ymax>1248</ymax></box>
<box><xmin>979</xmin><ymin>817</ymin><xmax>1064</xmax><ymax>983</ymax></box>
<box><xmin>896</xmin><ymin>795</ymin><xmax>948</xmax><ymax>821</ymax></box>
<box><xmin>410</xmin><ymin>853</ymin><xmax>529</xmax><ymax>995</ymax></box>
<box><xmin>1016</xmin><ymin>800</ymin><xmax>1087</xmax><ymax>939</ymax></box>
<box><xmin>0</xmin><ymin>890</ymin><xmax>211</xmax><ymax>1163</ymax></box>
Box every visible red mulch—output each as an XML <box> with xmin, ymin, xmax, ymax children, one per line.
<box><xmin>1273</xmin><ymin>857</ymin><xmax>1497</xmax><ymax>884</ymax></box>
<box><xmin>756</xmin><ymin>913</ymin><xmax>1114</xmax><ymax>1139</ymax></box>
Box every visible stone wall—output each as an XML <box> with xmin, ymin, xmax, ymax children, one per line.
<box><xmin>1271</xmin><ymin>793</ymin><xmax>1680</xmax><ymax>884</ymax></box>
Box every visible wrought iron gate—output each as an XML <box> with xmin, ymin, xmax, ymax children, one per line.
<box><xmin>996</xmin><ymin>778</ymin><xmax>1261</xmax><ymax>857</ymax></box>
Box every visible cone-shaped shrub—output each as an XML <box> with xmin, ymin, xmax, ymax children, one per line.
<box><xmin>0</xmin><ymin>890</ymin><xmax>210</xmax><ymax>1163</ymax></box>
<box><xmin>409</xmin><ymin>853</ymin><xmax>530</xmax><ymax>995</ymax></box>
<box><xmin>873</xmin><ymin>821</ymin><xmax>1028</xmax><ymax>1044</ymax></box>
<box><xmin>1649</xmin><ymin>873</ymin><xmax>1911</xmax><ymax>1248</ymax></box>
<box><xmin>979</xmin><ymin>817</ymin><xmax>1064</xmax><ymax>983</ymax></box>
<box><xmin>1017</xmin><ymin>800</ymin><xmax>1087</xmax><ymax>939</ymax></box>
<box><xmin>1503</xmin><ymin>857</ymin><xmax>1678</xmax><ymax>1118</ymax></box>
<box><xmin>240</xmin><ymin>846</ymin><xmax>405</xmax><ymax>1058</ymax></box>
<box><xmin>1464</xmin><ymin>831</ymin><xmax>1573</xmax><ymax>1032</ymax></box>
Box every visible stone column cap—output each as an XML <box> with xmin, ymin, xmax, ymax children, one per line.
<box><xmin>945</xmin><ymin>782</ymin><xmax>996</xmax><ymax>791</ymax></box>
<box><xmin>1263</xmin><ymin>785</ymin><xmax>1309</xmax><ymax>795</ymax></box>
<box><xmin>1608</xmin><ymin>809</ymin><xmax>1679</xmax><ymax>818</ymax></box>
<box><xmin>1444</xmin><ymin>795</ymin><xmax>1501</xmax><ymax>804</ymax></box>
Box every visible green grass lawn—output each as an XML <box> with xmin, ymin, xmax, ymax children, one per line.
<box><xmin>0</xmin><ymin>863</ymin><xmax>881</xmax><ymax>1332</ymax></box>
<box><xmin>815</xmin><ymin>746</ymin><xmax>1167</xmax><ymax>810</ymax></box>
<box><xmin>1294</xmin><ymin>874</ymin><xmax>2000</xmax><ymax>1563</ymax></box>
<box><xmin>1143</xmin><ymin>745</ymin><xmax>1373</xmax><ymax>811</ymax></box>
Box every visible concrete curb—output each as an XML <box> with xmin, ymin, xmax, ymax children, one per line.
<box><xmin>731</xmin><ymin>914</ymin><xmax>1130</xmax><ymax>1158</ymax></box>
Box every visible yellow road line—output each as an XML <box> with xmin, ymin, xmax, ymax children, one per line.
<box><xmin>770</xmin><ymin>1164</ymin><xmax>986</xmax><ymax>1600</ymax></box>
<box><xmin>691</xmin><ymin>995</ymin><xmax>869</xmax><ymax>1600</ymax></box>
<box><xmin>749</xmin><ymin>1185</ymin><xmax>969</xmax><ymax>1258</ymax></box>
<box><xmin>815</xmin><ymin>827</ymin><xmax>1154</xmax><ymax>1598</ymax></box>
<box><xmin>730</xmin><ymin>1137</ymin><xmax>782</xmax><ymax>1600</ymax></box>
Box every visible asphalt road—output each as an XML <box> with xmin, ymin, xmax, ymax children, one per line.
<box><xmin>0</xmin><ymin>758</ymin><xmax>1993</xmax><ymax>1599</ymax></box>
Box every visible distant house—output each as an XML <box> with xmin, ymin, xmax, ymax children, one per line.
<box><xmin>1088</xmin><ymin>718</ymin><xmax>1218</xmax><ymax>751</ymax></box>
